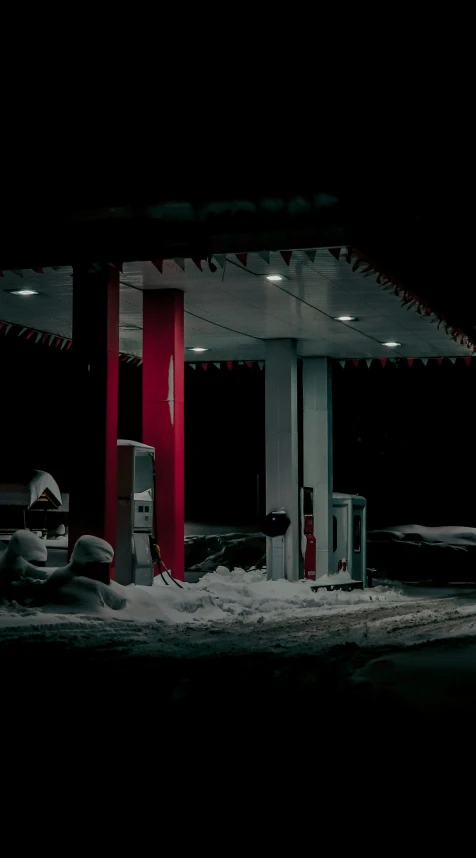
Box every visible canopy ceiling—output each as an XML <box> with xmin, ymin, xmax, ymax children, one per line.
<box><xmin>0</xmin><ymin>249</ymin><xmax>469</xmax><ymax>361</ymax></box>
<box><xmin>1</xmin><ymin>185</ymin><xmax>473</xmax><ymax>348</ymax></box>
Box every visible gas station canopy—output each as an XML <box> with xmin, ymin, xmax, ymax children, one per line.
<box><xmin>0</xmin><ymin>249</ymin><xmax>471</xmax><ymax>361</ymax></box>
<box><xmin>0</xmin><ymin>183</ymin><xmax>472</xmax><ymax>584</ymax></box>
<box><xmin>1</xmin><ymin>185</ymin><xmax>475</xmax><ymax>358</ymax></box>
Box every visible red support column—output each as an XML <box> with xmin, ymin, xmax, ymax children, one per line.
<box><xmin>69</xmin><ymin>264</ymin><xmax>119</xmax><ymax>573</ymax></box>
<box><xmin>142</xmin><ymin>289</ymin><xmax>184</xmax><ymax>580</ymax></box>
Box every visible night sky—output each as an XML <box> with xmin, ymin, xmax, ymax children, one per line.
<box><xmin>0</xmin><ymin>332</ymin><xmax>473</xmax><ymax>530</ymax></box>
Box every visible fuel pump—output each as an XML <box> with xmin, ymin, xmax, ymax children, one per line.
<box><xmin>116</xmin><ymin>440</ymin><xmax>156</xmax><ymax>586</ymax></box>
<box><xmin>300</xmin><ymin>486</ymin><xmax>316</xmax><ymax>581</ymax></box>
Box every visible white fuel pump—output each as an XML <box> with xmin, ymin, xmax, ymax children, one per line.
<box><xmin>332</xmin><ymin>492</ymin><xmax>367</xmax><ymax>586</ymax></box>
<box><xmin>115</xmin><ymin>440</ymin><xmax>156</xmax><ymax>586</ymax></box>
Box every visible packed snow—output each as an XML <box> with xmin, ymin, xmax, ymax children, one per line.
<box><xmin>306</xmin><ymin>569</ymin><xmax>355</xmax><ymax>586</ymax></box>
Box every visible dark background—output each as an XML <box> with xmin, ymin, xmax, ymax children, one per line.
<box><xmin>0</xmin><ymin>333</ymin><xmax>473</xmax><ymax>530</ymax></box>
<box><xmin>332</xmin><ymin>360</ymin><xmax>473</xmax><ymax>529</ymax></box>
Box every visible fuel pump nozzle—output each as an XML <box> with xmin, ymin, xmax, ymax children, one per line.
<box><xmin>149</xmin><ymin>536</ymin><xmax>183</xmax><ymax>589</ymax></box>
<box><xmin>300</xmin><ymin>487</ymin><xmax>317</xmax><ymax>581</ymax></box>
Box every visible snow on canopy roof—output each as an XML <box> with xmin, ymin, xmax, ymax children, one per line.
<box><xmin>0</xmin><ymin>469</ymin><xmax>62</xmax><ymax>508</ymax></box>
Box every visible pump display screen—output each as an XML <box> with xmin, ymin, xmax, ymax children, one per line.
<box><xmin>134</xmin><ymin>453</ymin><xmax>154</xmax><ymax>496</ymax></box>
<box><xmin>133</xmin><ymin>452</ymin><xmax>154</xmax><ymax>530</ymax></box>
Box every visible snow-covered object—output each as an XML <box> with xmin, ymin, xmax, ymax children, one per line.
<box><xmin>70</xmin><ymin>535</ymin><xmax>114</xmax><ymax>566</ymax></box>
<box><xmin>0</xmin><ymin>533</ymin><xmax>114</xmax><ymax>601</ymax></box>
<box><xmin>30</xmin><ymin>536</ymin><xmax>115</xmax><ymax>594</ymax></box>
<box><xmin>28</xmin><ymin>470</ymin><xmax>61</xmax><ymax>508</ymax></box>
<box><xmin>0</xmin><ymin>531</ymin><xmax>49</xmax><ymax>584</ymax></box>
<box><xmin>0</xmin><ymin>469</ymin><xmax>61</xmax><ymax>508</ymax></box>
<box><xmin>369</xmin><ymin>525</ymin><xmax>476</xmax><ymax>549</ymax></box>
<box><xmin>7</xmin><ymin>530</ymin><xmax>47</xmax><ymax>563</ymax></box>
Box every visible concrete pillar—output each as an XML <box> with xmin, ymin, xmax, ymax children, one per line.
<box><xmin>69</xmin><ymin>264</ymin><xmax>120</xmax><ymax>572</ymax></box>
<box><xmin>265</xmin><ymin>339</ymin><xmax>299</xmax><ymax>580</ymax></box>
<box><xmin>142</xmin><ymin>289</ymin><xmax>185</xmax><ymax>580</ymax></box>
<box><xmin>302</xmin><ymin>358</ymin><xmax>333</xmax><ymax>578</ymax></box>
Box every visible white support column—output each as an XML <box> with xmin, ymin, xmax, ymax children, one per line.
<box><xmin>303</xmin><ymin>358</ymin><xmax>333</xmax><ymax>578</ymax></box>
<box><xmin>265</xmin><ymin>339</ymin><xmax>299</xmax><ymax>580</ymax></box>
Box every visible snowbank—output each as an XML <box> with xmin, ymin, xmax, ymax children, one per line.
<box><xmin>0</xmin><ymin>565</ymin><xmax>407</xmax><ymax>631</ymax></box>
<box><xmin>309</xmin><ymin>570</ymin><xmax>355</xmax><ymax>586</ymax></box>
<box><xmin>369</xmin><ymin>525</ymin><xmax>476</xmax><ymax>549</ymax></box>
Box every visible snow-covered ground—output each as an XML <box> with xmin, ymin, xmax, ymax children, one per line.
<box><xmin>4</xmin><ymin>523</ymin><xmax>476</xmax><ymax>731</ymax></box>
<box><xmin>3</xmin><ymin>553</ymin><xmax>476</xmax><ymax>730</ymax></box>
<box><xmin>2</xmin><ymin>564</ymin><xmax>476</xmax><ymax>658</ymax></box>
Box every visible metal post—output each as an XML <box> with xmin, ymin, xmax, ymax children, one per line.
<box><xmin>302</xmin><ymin>358</ymin><xmax>333</xmax><ymax>579</ymax></box>
<box><xmin>265</xmin><ymin>339</ymin><xmax>299</xmax><ymax>580</ymax></box>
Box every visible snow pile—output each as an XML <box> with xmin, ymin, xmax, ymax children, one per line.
<box><xmin>161</xmin><ymin>569</ymin><xmax>383</xmax><ymax>624</ymax></box>
<box><xmin>0</xmin><ymin>530</ymin><xmax>49</xmax><ymax>584</ymax></box>
<box><xmin>70</xmin><ymin>535</ymin><xmax>113</xmax><ymax>565</ymax></box>
<box><xmin>213</xmin><ymin>565</ymin><xmax>267</xmax><ymax>583</ymax></box>
<box><xmin>309</xmin><ymin>570</ymin><xmax>355</xmax><ymax>586</ymax></box>
<box><xmin>0</xmin><ymin>532</ymin><xmax>114</xmax><ymax>605</ymax></box>
<box><xmin>369</xmin><ymin>525</ymin><xmax>476</xmax><ymax>550</ymax></box>
<box><xmin>0</xmin><ymin>565</ymin><xmax>408</xmax><ymax>631</ymax></box>
<box><xmin>6</xmin><ymin>530</ymin><xmax>47</xmax><ymax>564</ymax></box>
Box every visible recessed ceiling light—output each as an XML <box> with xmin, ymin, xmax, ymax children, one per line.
<box><xmin>189</xmin><ymin>347</ymin><xmax>208</xmax><ymax>352</ymax></box>
<box><xmin>382</xmin><ymin>342</ymin><xmax>401</xmax><ymax>348</ymax></box>
<box><xmin>266</xmin><ymin>275</ymin><xmax>283</xmax><ymax>282</ymax></box>
<box><xmin>8</xmin><ymin>289</ymin><xmax>39</xmax><ymax>296</ymax></box>
<box><xmin>335</xmin><ymin>316</ymin><xmax>357</xmax><ymax>322</ymax></box>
